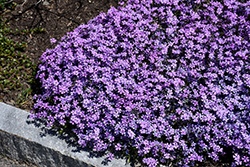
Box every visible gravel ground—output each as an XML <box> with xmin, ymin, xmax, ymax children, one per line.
<box><xmin>0</xmin><ymin>154</ymin><xmax>38</xmax><ymax>167</ymax></box>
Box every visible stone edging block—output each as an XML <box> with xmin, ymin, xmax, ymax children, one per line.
<box><xmin>0</xmin><ymin>102</ymin><xmax>132</xmax><ymax>167</ymax></box>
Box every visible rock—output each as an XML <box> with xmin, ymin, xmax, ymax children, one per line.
<box><xmin>0</xmin><ymin>102</ymin><xmax>133</xmax><ymax>167</ymax></box>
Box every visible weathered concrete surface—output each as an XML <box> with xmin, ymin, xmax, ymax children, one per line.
<box><xmin>0</xmin><ymin>102</ymin><xmax>133</xmax><ymax>167</ymax></box>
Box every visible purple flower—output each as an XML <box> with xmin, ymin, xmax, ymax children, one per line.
<box><xmin>31</xmin><ymin>0</ymin><xmax>250</xmax><ymax>166</ymax></box>
<box><xmin>50</xmin><ymin>38</ymin><xmax>57</xmax><ymax>44</ymax></box>
<box><xmin>107</xmin><ymin>153</ymin><xmax>114</xmax><ymax>161</ymax></box>
<box><xmin>233</xmin><ymin>153</ymin><xmax>242</xmax><ymax>166</ymax></box>
<box><xmin>142</xmin><ymin>157</ymin><xmax>158</xmax><ymax>167</ymax></box>
<box><xmin>242</xmin><ymin>156</ymin><xmax>249</xmax><ymax>163</ymax></box>
<box><xmin>115</xmin><ymin>143</ymin><xmax>122</xmax><ymax>151</ymax></box>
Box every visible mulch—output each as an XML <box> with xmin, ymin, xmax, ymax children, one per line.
<box><xmin>0</xmin><ymin>1</ymin><xmax>234</xmax><ymax>166</ymax></box>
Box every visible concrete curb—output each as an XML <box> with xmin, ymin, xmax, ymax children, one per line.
<box><xmin>0</xmin><ymin>102</ymin><xmax>134</xmax><ymax>167</ymax></box>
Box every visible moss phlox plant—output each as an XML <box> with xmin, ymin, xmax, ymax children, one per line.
<box><xmin>30</xmin><ymin>0</ymin><xmax>250</xmax><ymax>166</ymax></box>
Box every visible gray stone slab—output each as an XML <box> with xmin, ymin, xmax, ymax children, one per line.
<box><xmin>0</xmin><ymin>102</ymin><xmax>135</xmax><ymax>167</ymax></box>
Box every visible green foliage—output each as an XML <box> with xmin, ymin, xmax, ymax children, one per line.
<box><xmin>16</xmin><ymin>87</ymin><xmax>32</xmax><ymax>105</ymax></box>
<box><xmin>0</xmin><ymin>1</ymin><xmax>46</xmax><ymax>108</ymax></box>
<box><xmin>0</xmin><ymin>0</ymin><xmax>16</xmax><ymax>11</ymax></box>
<box><xmin>6</xmin><ymin>27</ymin><xmax>46</xmax><ymax>35</ymax></box>
<box><xmin>0</xmin><ymin>18</ymin><xmax>37</xmax><ymax>91</ymax></box>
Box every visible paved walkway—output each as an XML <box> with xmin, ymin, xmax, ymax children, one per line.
<box><xmin>0</xmin><ymin>154</ymin><xmax>37</xmax><ymax>167</ymax></box>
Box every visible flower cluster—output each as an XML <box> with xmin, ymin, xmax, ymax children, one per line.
<box><xmin>30</xmin><ymin>0</ymin><xmax>250</xmax><ymax>166</ymax></box>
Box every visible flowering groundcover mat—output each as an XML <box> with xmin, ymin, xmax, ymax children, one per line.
<box><xmin>30</xmin><ymin>0</ymin><xmax>250</xmax><ymax>166</ymax></box>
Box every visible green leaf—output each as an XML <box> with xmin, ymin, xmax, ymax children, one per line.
<box><xmin>59</xmin><ymin>129</ymin><xmax>64</xmax><ymax>136</ymax></box>
<box><xmin>10</xmin><ymin>47</ymin><xmax>14</xmax><ymax>52</ymax></box>
<box><xmin>3</xmin><ymin>79</ymin><xmax>10</xmax><ymax>85</ymax></box>
<box><xmin>126</xmin><ymin>155</ymin><xmax>130</xmax><ymax>164</ymax></box>
<box><xmin>10</xmin><ymin>69</ymin><xmax>15</xmax><ymax>73</ymax></box>
<box><xmin>17</xmin><ymin>66</ymin><xmax>23</xmax><ymax>70</ymax></box>
<box><xmin>25</xmin><ymin>63</ymin><xmax>30</xmax><ymax>68</ymax></box>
